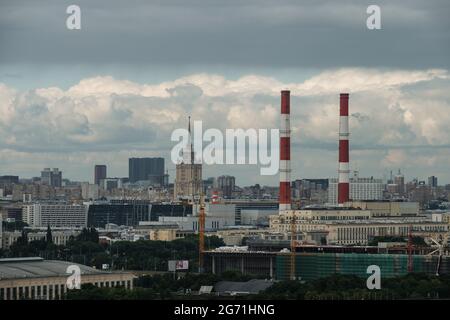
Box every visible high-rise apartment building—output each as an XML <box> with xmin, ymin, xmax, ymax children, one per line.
<box><xmin>23</xmin><ymin>203</ymin><xmax>87</xmax><ymax>228</ymax></box>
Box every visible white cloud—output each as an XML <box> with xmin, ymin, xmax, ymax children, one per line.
<box><xmin>0</xmin><ymin>67</ymin><xmax>449</xmax><ymax>183</ymax></box>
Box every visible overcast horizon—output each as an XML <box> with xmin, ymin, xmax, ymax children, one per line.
<box><xmin>1</xmin><ymin>0</ymin><xmax>450</xmax><ymax>185</ymax></box>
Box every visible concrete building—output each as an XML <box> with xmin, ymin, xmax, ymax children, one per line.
<box><xmin>0</xmin><ymin>214</ymin><xmax>2</xmax><ymax>249</ymax></box>
<box><xmin>94</xmin><ymin>165</ymin><xmax>107</xmax><ymax>185</ymax></box>
<box><xmin>158</xmin><ymin>215</ymin><xmax>233</xmax><ymax>232</ymax></box>
<box><xmin>41</xmin><ymin>168</ymin><xmax>62</xmax><ymax>188</ymax></box>
<box><xmin>269</xmin><ymin>209</ymin><xmax>449</xmax><ymax>245</ymax></box>
<box><xmin>431</xmin><ymin>212</ymin><xmax>450</xmax><ymax>224</ymax></box>
<box><xmin>240</xmin><ymin>209</ymin><xmax>278</xmax><ymax>226</ymax></box>
<box><xmin>346</xmin><ymin>201</ymin><xmax>419</xmax><ymax>217</ymax></box>
<box><xmin>216</xmin><ymin>175</ymin><xmax>235</xmax><ymax>198</ymax></box>
<box><xmin>0</xmin><ymin>257</ymin><xmax>135</xmax><ymax>300</ymax></box>
<box><xmin>428</xmin><ymin>176</ymin><xmax>438</xmax><ymax>188</ymax></box>
<box><xmin>2</xmin><ymin>229</ymin><xmax>81</xmax><ymax>249</ymax></box>
<box><xmin>0</xmin><ymin>205</ymin><xmax>23</xmax><ymax>222</ymax></box>
<box><xmin>212</xmin><ymin>228</ymin><xmax>274</xmax><ymax>246</ymax></box>
<box><xmin>81</xmin><ymin>183</ymin><xmax>99</xmax><ymax>200</ymax></box>
<box><xmin>153</xmin><ymin>201</ymin><xmax>237</xmax><ymax>231</ymax></box>
<box><xmin>86</xmin><ymin>201</ymin><xmax>193</xmax><ymax>228</ymax></box>
<box><xmin>394</xmin><ymin>170</ymin><xmax>405</xmax><ymax>196</ymax></box>
<box><xmin>328</xmin><ymin>173</ymin><xmax>383</xmax><ymax>204</ymax></box>
<box><xmin>221</xmin><ymin>199</ymin><xmax>279</xmax><ymax>225</ymax></box>
<box><xmin>135</xmin><ymin>222</ymin><xmax>194</xmax><ymax>241</ymax></box>
<box><xmin>23</xmin><ymin>203</ymin><xmax>87</xmax><ymax>228</ymax></box>
<box><xmin>99</xmin><ymin>178</ymin><xmax>123</xmax><ymax>191</ymax></box>
<box><xmin>174</xmin><ymin>163</ymin><xmax>202</xmax><ymax>200</ymax></box>
<box><xmin>129</xmin><ymin>157</ymin><xmax>165</xmax><ymax>185</ymax></box>
<box><xmin>174</xmin><ymin>117</ymin><xmax>202</xmax><ymax>200</ymax></box>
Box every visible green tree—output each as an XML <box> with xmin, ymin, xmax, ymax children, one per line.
<box><xmin>46</xmin><ymin>225</ymin><xmax>53</xmax><ymax>244</ymax></box>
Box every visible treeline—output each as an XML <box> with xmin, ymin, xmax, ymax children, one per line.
<box><xmin>0</xmin><ymin>228</ymin><xmax>224</xmax><ymax>272</ymax></box>
<box><xmin>65</xmin><ymin>272</ymin><xmax>450</xmax><ymax>300</ymax></box>
<box><xmin>256</xmin><ymin>273</ymin><xmax>450</xmax><ymax>300</ymax></box>
<box><xmin>66</xmin><ymin>271</ymin><xmax>262</xmax><ymax>300</ymax></box>
<box><xmin>368</xmin><ymin>236</ymin><xmax>427</xmax><ymax>246</ymax></box>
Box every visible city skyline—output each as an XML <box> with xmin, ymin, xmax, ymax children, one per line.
<box><xmin>1</xmin><ymin>1</ymin><xmax>450</xmax><ymax>185</ymax></box>
<box><xmin>1</xmin><ymin>0</ymin><xmax>450</xmax><ymax>305</ymax></box>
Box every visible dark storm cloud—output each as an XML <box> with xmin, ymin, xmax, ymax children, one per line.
<box><xmin>0</xmin><ymin>0</ymin><xmax>449</xmax><ymax>69</ymax></box>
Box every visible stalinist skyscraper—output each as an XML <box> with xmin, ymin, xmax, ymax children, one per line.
<box><xmin>174</xmin><ymin>117</ymin><xmax>202</xmax><ymax>201</ymax></box>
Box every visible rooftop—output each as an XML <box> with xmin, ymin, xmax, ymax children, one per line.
<box><xmin>0</xmin><ymin>257</ymin><xmax>112</xmax><ymax>280</ymax></box>
<box><xmin>214</xmin><ymin>279</ymin><xmax>274</xmax><ymax>294</ymax></box>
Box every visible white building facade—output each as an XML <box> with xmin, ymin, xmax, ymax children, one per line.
<box><xmin>328</xmin><ymin>176</ymin><xmax>384</xmax><ymax>204</ymax></box>
<box><xmin>23</xmin><ymin>204</ymin><xmax>87</xmax><ymax>228</ymax></box>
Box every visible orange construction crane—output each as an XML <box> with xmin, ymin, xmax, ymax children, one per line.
<box><xmin>198</xmin><ymin>195</ymin><xmax>205</xmax><ymax>273</ymax></box>
<box><xmin>290</xmin><ymin>212</ymin><xmax>297</xmax><ymax>280</ymax></box>
<box><xmin>407</xmin><ymin>225</ymin><xmax>413</xmax><ymax>273</ymax></box>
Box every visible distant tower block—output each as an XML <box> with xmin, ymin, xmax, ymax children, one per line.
<box><xmin>279</xmin><ymin>90</ymin><xmax>291</xmax><ymax>212</ymax></box>
<box><xmin>338</xmin><ymin>93</ymin><xmax>350</xmax><ymax>205</ymax></box>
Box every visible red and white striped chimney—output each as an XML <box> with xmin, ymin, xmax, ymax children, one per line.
<box><xmin>279</xmin><ymin>90</ymin><xmax>291</xmax><ymax>212</ymax></box>
<box><xmin>338</xmin><ymin>93</ymin><xmax>350</xmax><ymax>205</ymax></box>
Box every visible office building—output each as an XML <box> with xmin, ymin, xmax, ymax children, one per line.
<box><xmin>0</xmin><ymin>206</ymin><xmax>23</xmax><ymax>222</ymax></box>
<box><xmin>86</xmin><ymin>200</ymin><xmax>192</xmax><ymax>228</ymax></box>
<box><xmin>328</xmin><ymin>172</ymin><xmax>383</xmax><ymax>204</ymax></box>
<box><xmin>428</xmin><ymin>176</ymin><xmax>438</xmax><ymax>188</ymax></box>
<box><xmin>216</xmin><ymin>175</ymin><xmax>235</xmax><ymax>198</ymax></box>
<box><xmin>0</xmin><ymin>175</ymin><xmax>19</xmax><ymax>185</ymax></box>
<box><xmin>94</xmin><ymin>165</ymin><xmax>107</xmax><ymax>185</ymax></box>
<box><xmin>394</xmin><ymin>169</ymin><xmax>405</xmax><ymax>196</ymax></box>
<box><xmin>128</xmin><ymin>157</ymin><xmax>165</xmax><ymax>184</ymax></box>
<box><xmin>40</xmin><ymin>168</ymin><xmax>62</xmax><ymax>188</ymax></box>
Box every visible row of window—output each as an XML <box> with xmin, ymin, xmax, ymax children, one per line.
<box><xmin>0</xmin><ymin>280</ymin><xmax>132</xmax><ymax>300</ymax></box>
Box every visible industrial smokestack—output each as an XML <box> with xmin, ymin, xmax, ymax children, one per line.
<box><xmin>279</xmin><ymin>90</ymin><xmax>291</xmax><ymax>212</ymax></box>
<box><xmin>338</xmin><ymin>93</ymin><xmax>350</xmax><ymax>205</ymax></box>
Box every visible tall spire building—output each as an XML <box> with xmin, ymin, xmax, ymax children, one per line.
<box><xmin>174</xmin><ymin>117</ymin><xmax>202</xmax><ymax>201</ymax></box>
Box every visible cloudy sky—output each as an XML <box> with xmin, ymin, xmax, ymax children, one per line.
<box><xmin>0</xmin><ymin>0</ymin><xmax>449</xmax><ymax>185</ymax></box>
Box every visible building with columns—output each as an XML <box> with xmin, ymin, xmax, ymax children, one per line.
<box><xmin>0</xmin><ymin>257</ymin><xmax>135</xmax><ymax>300</ymax></box>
